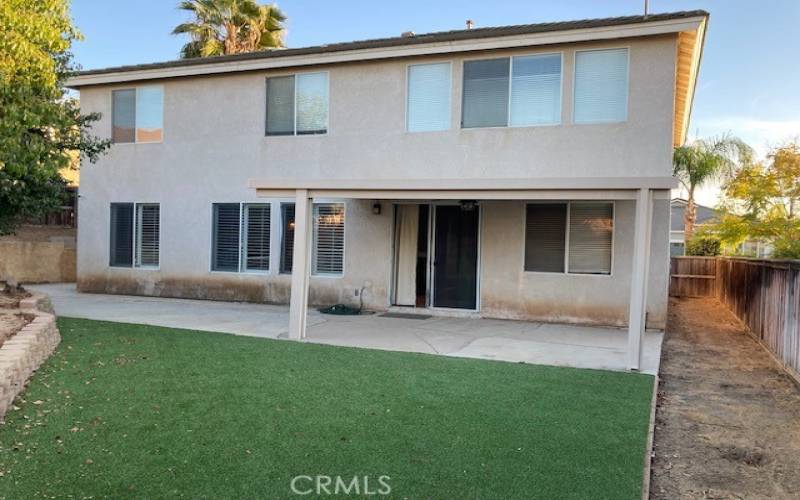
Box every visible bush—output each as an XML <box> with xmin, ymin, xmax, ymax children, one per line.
<box><xmin>686</xmin><ymin>235</ymin><xmax>721</xmax><ymax>256</ymax></box>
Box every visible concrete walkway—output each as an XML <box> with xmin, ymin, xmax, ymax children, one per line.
<box><xmin>30</xmin><ymin>283</ymin><xmax>663</xmax><ymax>374</ymax></box>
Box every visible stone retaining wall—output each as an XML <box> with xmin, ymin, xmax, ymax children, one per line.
<box><xmin>0</xmin><ymin>293</ymin><xmax>60</xmax><ymax>420</ymax></box>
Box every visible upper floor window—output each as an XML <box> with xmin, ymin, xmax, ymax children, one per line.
<box><xmin>462</xmin><ymin>54</ymin><xmax>561</xmax><ymax>129</ymax></box>
<box><xmin>266</xmin><ymin>72</ymin><xmax>329</xmax><ymax>136</ymax></box>
<box><xmin>112</xmin><ymin>86</ymin><xmax>163</xmax><ymax>143</ymax></box>
<box><xmin>406</xmin><ymin>62</ymin><xmax>451</xmax><ymax>132</ymax></box>
<box><xmin>573</xmin><ymin>48</ymin><xmax>629</xmax><ymax>123</ymax></box>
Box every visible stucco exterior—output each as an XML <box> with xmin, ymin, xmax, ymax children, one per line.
<box><xmin>75</xmin><ymin>34</ymin><xmax>678</xmax><ymax>329</ymax></box>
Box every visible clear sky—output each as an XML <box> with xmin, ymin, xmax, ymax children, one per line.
<box><xmin>69</xmin><ymin>0</ymin><xmax>800</xmax><ymax>206</ymax></box>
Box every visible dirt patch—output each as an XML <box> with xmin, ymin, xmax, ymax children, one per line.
<box><xmin>650</xmin><ymin>298</ymin><xmax>800</xmax><ymax>499</ymax></box>
<box><xmin>0</xmin><ymin>288</ymin><xmax>31</xmax><ymax>309</ymax></box>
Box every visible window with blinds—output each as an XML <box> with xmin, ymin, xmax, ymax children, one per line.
<box><xmin>407</xmin><ymin>63</ymin><xmax>451</xmax><ymax>132</ymax></box>
<box><xmin>462</xmin><ymin>54</ymin><xmax>562</xmax><ymax>129</ymax></box>
<box><xmin>524</xmin><ymin>204</ymin><xmax>567</xmax><ymax>272</ymax></box>
<box><xmin>110</xmin><ymin>203</ymin><xmax>134</xmax><ymax>266</ymax></box>
<box><xmin>135</xmin><ymin>204</ymin><xmax>160</xmax><ymax>268</ymax></box>
<box><xmin>510</xmin><ymin>54</ymin><xmax>561</xmax><ymax>126</ymax></box>
<box><xmin>313</xmin><ymin>203</ymin><xmax>345</xmax><ymax>275</ymax></box>
<box><xmin>573</xmin><ymin>48</ymin><xmax>628</xmax><ymax>123</ymax></box>
<box><xmin>280</xmin><ymin>203</ymin><xmax>295</xmax><ymax>273</ymax></box>
<box><xmin>462</xmin><ymin>58</ymin><xmax>509</xmax><ymax>128</ymax></box>
<box><xmin>243</xmin><ymin>204</ymin><xmax>270</xmax><ymax>271</ymax></box>
<box><xmin>112</xmin><ymin>86</ymin><xmax>163</xmax><ymax>143</ymax></box>
<box><xmin>212</xmin><ymin>203</ymin><xmax>272</xmax><ymax>272</ymax></box>
<box><xmin>109</xmin><ymin>202</ymin><xmax>159</xmax><ymax>268</ymax></box>
<box><xmin>212</xmin><ymin>203</ymin><xmax>241</xmax><ymax>272</ymax></box>
<box><xmin>525</xmin><ymin>202</ymin><xmax>613</xmax><ymax>275</ymax></box>
<box><xmin>567</xmin><ymin>203</ymin><xmax>613</xmax><ymax>274</ymax></box>
<box><xmin>266</xmin><ymin>72</ymin><xmax>328</xmax><ymax>136</ymax></box>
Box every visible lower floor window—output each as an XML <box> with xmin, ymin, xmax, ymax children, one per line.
<box><xmin>212</xmin><ymin>203</ymin><xmax>271</xmax><ymax>272</ymax></box>
<box><xmin>109</xmin><ymin>202</ymin><xmax>160</xmax><ymax>268</ymax></box>
<box><xmin>525</xmin><ymin>201</ymin><xmax>613</xmax><ymax>275</ymax></box>
<box><xmin>313</xmin><ymin>203</ymin><xmax>345</xmax><ymax>275</ymax></box>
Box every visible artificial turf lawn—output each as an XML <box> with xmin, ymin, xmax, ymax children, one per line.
<box><xmin>0</xmin><ymin>318</ymin><xmax>654</xmax><ymax>499</ymax></box>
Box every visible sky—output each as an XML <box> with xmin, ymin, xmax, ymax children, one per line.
<box><xmin>69</xmin><ymin>0</ymin><xmax>800</xmax><ymax>206</ymax></box>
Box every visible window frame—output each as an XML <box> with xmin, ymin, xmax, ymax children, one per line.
<box><xmin>405</xmin><ymin>61</ymin><xmax>453</xmax><ymax>133</ymax></box>
<box><xmin>572</xmin><ymin>47</ymin><xmax>630</xmax><ymax>125</ymax></box>
<box><xmin>109</xmin><ymin>202</ymin><xmax>161</xmax><ymax>270</ymax></box>
<box><xmin>111</xmin><ymin>86</ymin><xmax>164</xmax><ymax>144</ymax></box>
<box><xmin>522</xmin><ymin>201</ymin><xmax>615</xmax><ymax>277</ymax></box>
<box><xmin>460</xmin><ymin>52</ymin><xmax>563</xmax><ymax>130</ymax></box>
<box><xmin>311</xmin><ymin>202</ymin><xmax>346</xmax><ymax>278</ymax></box>
<box><xmin>210</xmin><ymin>202</ymin><xmax>272</xmax><ymax>274</ymax></box>
<box><xmin>279</xmin><ymin>202</ymin><xmax>296</xmax><ymax>274</ymax></box>
<box><xmin>265</xmin><ymin>71</ymin><xmax>330</xmax><ymax>137</ymax></box>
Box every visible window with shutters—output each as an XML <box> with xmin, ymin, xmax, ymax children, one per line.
<box><xmin>243</xmin><ymin>204</ymin><xmax>270</xmax><ymax>271</ymax></box>
<box><xmin>462</xmin><ymin>54</ymin><xmax>561</xmax><ymax>129</ymax></box>
<box><xmin>573</xmin><ymin>48</ymin><xmax>629</xmax><ymax>123</ymax></box>
<box><xmin>109</xmin><ymin>202</ymin><xmax>159</xmax><ymax>268</ymax></box>
<box><xmin>524</xmin><ymin>202</ymin><xmax>613</xmax><ymax>275</ymax></box>
<box><xmin>312</xmin><ymin>203</ymin><xmax>345</xmax><ymax>276</ymax></box>
<box><xmin>112</xmin><ymin>86</ymin><xmax>163</xmax><ymax>143</ymax></box>
<box><xmin>212</xmin><ymin>203</ymin><xmax>271</xmax><ymax>273</ymax></box>
<box><xmin>135</xmin><ymin>204</ymin><xmax>160</xmax><ymax>268</ymax></box>
<box><xmin>266</xmin><ymin>72</ymin><xmax>328</xmax><ymax>136</ymax></box>
<box><xmin>280</xmin><ymin>203</ymin><xmax>295</xmax><ymax>273</ymax></box>
<box><xmin>407</xmin><ymin>63</ymin><xmax>451</xmax><ymax>132</ymax></box>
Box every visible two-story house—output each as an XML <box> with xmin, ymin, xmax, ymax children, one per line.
<box><xmin>67</xmin><ymin>10</ymin><xmax>708</xmax><ymax>370</ymax></box>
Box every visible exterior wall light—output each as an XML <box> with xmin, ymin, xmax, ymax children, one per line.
<box><xmin>372</xmin><ymin>202</ymin><xmax>382</xmax><ymax>215</ymax></box>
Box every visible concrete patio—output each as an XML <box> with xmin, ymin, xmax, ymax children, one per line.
<box><xmin>30</xmin><ymin>283</ymin><xmax>663</xmax><ymax>374</ymax></box>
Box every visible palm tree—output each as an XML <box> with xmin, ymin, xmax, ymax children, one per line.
<box><xmin>172</xmin><ymin>0</ymin><xmax>286</xmax><ymax>59</ymax></box>
<box><xmin>673</xmin><ymin>136</ymin><xmax>753</xmax><ymax>239</ymax></box>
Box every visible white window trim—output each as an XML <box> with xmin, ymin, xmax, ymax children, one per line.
<box><xmin>405</xmin><ymin>61</ymin><xmax>453</xmax><ymax>133</ymax></box>
<box><xmin>571</xmin><ymin>47</ymin><xmax>630</xmax><ymax>125</ymax></box>
<box><xmin>522</xmin><ymin>200</ymin><xmax>615</xmax><ymax>277</ymax></box>
<box><xmin>265</xmin><ymin>71</ymin><xmax>330</xmax><ymax>137</ymax></box>
<box><xmin>109</xmin><ymin>202</ymin><xmax>160</xmax><ymax>271</ymax></box>
<box><xmin>111</xmin><ymin>85</ymin><xmax>165</xmax><ymax>145</ymax></box>
<box><xmin>311</xmin><ymin>201</ymin><xmax>346</xmax><ymax>278</ymax></box>
<box><xmin>460</xmin><ymin>51</ymin><xmax>564</xmax><ymax>130</ymax></box>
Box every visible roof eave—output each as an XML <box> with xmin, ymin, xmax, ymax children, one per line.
<box><xmin>66</xmin><ymin>14</ymin><xmax>707</xmax><ymax>88</ymax></box>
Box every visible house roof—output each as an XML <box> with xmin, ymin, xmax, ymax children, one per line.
<box><xmin>671</xmin><ymin>198</ymin><xmax>718</xmax><ymax>231</ymax></box>
<box><xmin>72</xmin><ymin>10</ymin><xmax>707</xmax><ymax>78</ymax></box>
<box><xmin>66</xmin><ymin>10</ymin><xmax>708</xmax><ymax>146</ymax></box>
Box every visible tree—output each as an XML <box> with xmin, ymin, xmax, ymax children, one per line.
<box><xmin>172</xmin><ymin>0</ymin><xmax>286</xmax><ymax>59</ymax></box>
<box><xmin>672</xmin><ymin>136</ymin><xmax>753</xmax><ymax>240</ymax></box>
<box><xmin>713</xmin><ymin>141</ymin><xmax>800</xmax><ymax>258</ymax></box>
<box><xmin>0</xmin><ymin>0</ymin><xmax>109</xmax><ymax>234</ymax></box>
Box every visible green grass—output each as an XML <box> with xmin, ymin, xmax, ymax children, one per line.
<box><xmin>0</xmin><ymin>318</ymin><xmax>654</xmax><ymax>499</ymax></box>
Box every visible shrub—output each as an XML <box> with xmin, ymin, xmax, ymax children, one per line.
<box><xmin>686</xmin><ymin>235</ymin><xmax>722</xmax><ymax>256</ymax></box>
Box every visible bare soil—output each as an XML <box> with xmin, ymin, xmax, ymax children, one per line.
<box><xmin>651</xmin><ymin>297</ymin><xmax>800</xmax><ymax>499</ymax></box>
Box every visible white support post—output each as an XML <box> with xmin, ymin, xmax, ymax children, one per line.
<box><xmin>288</xmin><ymin>189</ymin><xmax>312</xmax><ymax>340</ymax></box>
<box><xmin>628</xmin><ymin>188</ymin><xmax>653</xmax><ymax>371</ymax></box>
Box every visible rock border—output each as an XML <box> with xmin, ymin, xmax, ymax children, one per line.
<box><xmin>0</xmin><ymin>292</ymin><xmax>60</xmax><ymax>420</ymax></box>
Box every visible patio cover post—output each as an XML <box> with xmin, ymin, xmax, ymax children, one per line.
<box><xmin>288</xmin><ymin>189</ymin><xmax>312</xmax><ymax>340</ymax></box>
<box><xmin>627</xmin><ymin>188</ymin><xmax>653</xmax><ymax>371</ymax></box>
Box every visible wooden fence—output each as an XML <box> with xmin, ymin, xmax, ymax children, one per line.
<box><xmin>669</xmin><ymin>256</ymin><xmax>717</xmax><ymax>297</ymax></box>
<box><xmin>670</xmin><ymin>256</ymin><xmax>800</xmax><ymax>383</ymax></box>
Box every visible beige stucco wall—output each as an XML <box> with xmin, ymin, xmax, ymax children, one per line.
<box><xmin>75</xmin><ymin>34</ymin><xmax>677</xmax><ymax>328</ymax></box>
<box><xmin>481</xmin><ymin>198</ymin><xmax>669</xmax><ymax>329</ymax></box>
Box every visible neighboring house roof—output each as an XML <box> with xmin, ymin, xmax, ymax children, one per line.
<box><xmin>66</xmin><ymin>10</ymin><xmax>708</xmax><ymax>146</ymax></box>
<box><xmin>671</xmin><ymin>198</ymin><xmax>717</xmax><ymax>231</ymax></box>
